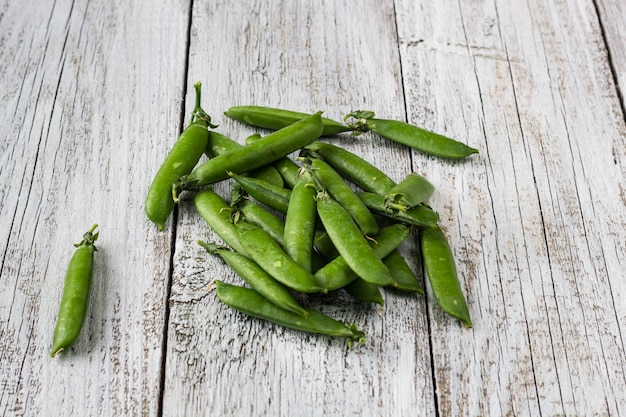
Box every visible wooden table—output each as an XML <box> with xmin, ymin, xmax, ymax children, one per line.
<box><xmin>2</xmin><ymin>1</ymin><xmax>625</xmax><ymax>416</ymax></box>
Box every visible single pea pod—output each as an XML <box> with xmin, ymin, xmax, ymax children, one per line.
<box><xmin>235</xmin><ymin>221</ymin><xmax>325</xmax><ymax>293</ymax></box>
<box><xmin>306</xmin><ymin>157</ymin><xmax>379</xmax><ymax>236</ymax></box>
<box><xmin>385</xmin><ymin>172</ymin><xmax>434</xmax><ymax>211</ymax></box>
<box><xmin>346</xmin><ymin>110</ymin><xmax>478</xmax><ymax>159</ymax></box>
<box><xmin>344</xmin><ymin>278</ymin><xmax>384</xmax><ymax>305</ymax></box>
<box><xmin>145</xmin><ymin>82</ymin><xmax>215</xmax><ymax>230</ymax></box>
<box><xmin>314</xmin><ymin>224</ymin><xmax>410</xmax><ymax>291</ymax></box>
<box><xmin>302</xmin><ymin>141</ymin><xmax>396</xmax><ymax>195</ymax></box>
<box><xmin>229</xmin><ymin>172</ymin><xmax>292</xmax><ymax>213</ymax></box>
<box><xmin>316</xmin><ymin>193</ymin><xmax>394</xmax><ymax>287</ymax></box>
<box><xmin>50</xmin><ymin>225</ymin><xmax>99</xmax><ymax>357</ymax></box>
<box><xmin>283</xmin><ymin>170</ymin><xmax>317</xmax><ymax>273</ymax></box>
<box><xmin>357</xmin><ymin>192</ymin><xmax>439</xmax><ymax>228</ymax></box>
<box><xmin>200</xmin><ymin>242</ymin><xmax>307</xmax><ymax>316</ymax></box>
<box><xmin>215</xmin><ymin>280</ymin><xmax>365</xmax><ymax>345</ymax></box>
<box><xmin>194</xmin><ymin>189</ymin><xmax>247</xmax><ymax>255</ymax></box>
<box><xmin>420</xmin><ymin>226</ymin><xmax>472</xmax><ymax>327</ymax></box>
<box><xmin>234</xmin><ymin>197</ymin><xmax>285</xmax><ymax>246</ymax></box>
<box><xmin>182</xmin><ymin>111</ymin><xmax>323</xmax><ymax>188</ymax></box>
<box><xmin>225</xmin><ymin>105</ymin><xmax>352</xmax><ymax>136</ymax></box>
<box><xmin>383</xmin><ymin>250</ymin><xmax>424</xmax><ymax>294</ymax></box>
<box><xmin>273</xmin><ymin>156</ymin><xmax>301</xmax><ymax>189</ymax></box>
<box><xmin>205</xmin><ymin>131</ymin><xmax>284</xmax><ymax>187</ymax></box>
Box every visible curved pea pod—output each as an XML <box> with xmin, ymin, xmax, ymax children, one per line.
<box><xmin>235</xmin><ymin>221</ymin><xmax>325</xmax><ymax>293</ymax></box>
<box><xmin>273</xmin><ymin>157</ymin><xmax>301</xmax><ymax>189</ymax></box>
<box><xmin>316</xmin><ymin>194</ymin><xmax>394</xmax><ymax>287</ymax></box>
<box><xmin>420</xmin><ymin>226</ymin><xmax>472</xmax><ymax>327</ymax></box>
<box><xmin>357</xmin><ymin>192</ymin><xmax>439</xmax><ymax>228</ymax></box>
<box><xmin>224</xmin><ymin>105</ymin><xmax>352</xmax><ymax>136</ymax></box>
<box><xmin>205</xmin><ymin>131</ymin><xmax>284</xmax><ymax>187</ymax></box>
<box><xmin>347</xmin><ymin>110</ymin><xmax>478</xmax><ymax>159</ymax></box>
<box><xmin>302</xmin><ymin>141</ymin><xmax>396</xmax><ymax>195</ymax></box>
<box><xmin>235</xmin><ymin>198</ymin><xmax>285</xmax><ymax>246</ymax></box>
<box><xmin>283</xmin><ymin>171</ymin><xmax>317</xmax><ymax>273</ymax></box>
<box><xmin>385</xmin><ymin>172</ymin><xmax>434</xmax><ymax>211</ymax></box>
<box><xmin>51</xmin><ymin>225</ymin><xmax>98</xmax><ymax>357</ymax></box>
<box><xmin>229</xmin><ymin>172</ymin><xmax>292</xmax><ymax>213</ymax></box>
<box><xmin>307</xmin><ymin>158</ymin><xmax>379</xmax><ymax>236</ymax></box>
<box><xmin>314</xmin><ymin>224</ymin><xmax>410</xmax><ymax>291</ymax></box>
<box><xmin>383</xmin><ymin>250</ymin><xmax>424</xmax><ymax>293</ymax></box>
<box><xmin>194</xmin><ymin>189</ymin><xmax>247</xmax><ymax>255</ymax></box>
<box><xmin>200</xmin><ymin>242</ymin><xmax>307</xmax><ymax>316</ymax></box>
<box><xmin>145</xmin><ymin>82</ymin><xmax>214</xmax><ymax>230</ymax></box>
<box><xmin>215</xmin><ymin>281</ymin><xmax>366</xmax><ymax>345</ymax></box>
<box><xmin>183</xmin><ymin>111</ymin><xmax>323</xmax><ymax>188</ymax></box>
<box><xmin>344</xmin><ymin>279</ymin><xmax>384</xmax><ymax>305</ymax></box>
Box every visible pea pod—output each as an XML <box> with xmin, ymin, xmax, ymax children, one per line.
<box><xmin>145</xmin><ymin>82</ymin><xmax>215</xmax><ymax>230</ymax></box>
<box><xmin>346</xmin><ymin>110</ymin><xmax>478</xmax><ymax>159</ymax></box>
<box><xmin>302</xmin><ymin>141</ymin><xmax>396</xmax><ymax>195</ymax></box>
<box><xmin>314</xmin><ymin>224</ymin><xmax>410</xmax><ymax>291</ymax></box>
<box><xmin>235</xmin><ymin>221</ymin><xmax>325</xmax><ymax>293</ymax></box>
<box><xmin>385</xmin><ymin>172</ymin><xmax>434</xmax><ymax>211</ymax></box>
<box><xmin>205</xmin><ymin>131</ymin><xmax>284</xmax><ymax>187</ymax></box>
<box><xmin>194</xmin><ymin>189</ymin><xmax>246</xmax><ymax>255</ymax></box>
<box><xmin>316</xmin><ymin>193</ymin><xmax>394</xmax><ymax>287</ymax></box>
<box><xmin>234</xmin><ymin>197</ymin><xmax>285</xmax><ymax>246</ymax></box>
<box><xmin>182</xmin><ymin>111</ymin><xmax>323</xmax><ymax>188</ymax></box>
<box><xmin>344</xmin><ymin>279</ymin><xmax>384</xmax><ymax>305</ymax></box>
<box><xmin>420</xmin><ymin>226</ymin><xmax>472</xmax><ymax>327</ymax></box>
<box><xmin>357</xmin><ymin>192</ymin><xmax>439</xmax><ymax>228</ymax></box>
<box><xmin>229</xmin><ymin>172</ymin><xmax>292</xmax><ymax>213</ymax></box>
<box><xmin>225</xmin><ymin>105</ymin><xmax>352</xmax><ymax>136</ymax></box>
<box><xmin>306</xmin><ymin>157</ymin><xmax>378</xmax><ymax>236</ymax></box>
<box><xmin>283</xmin><ymin>170</ymin><xmax>317</xmax><ymax>272</ymax></box>
<box><xmin>383</xmin><ymin>250</ymin><xmax>424</xmax><ymax>293</ymax></box>
<box><xmin>50</xmin><ymin>225</ymin><xmax>98</xmax><ymax>357</ymax></box>
<box><xmin>215</xmin><ymin>280</ymin><xmax>365</xmax><ymax>345</ymax></box>
<box><xmin>200</xmin><ymin>242</ymin><xmax>307</xmax><ymax>316</ymax></box>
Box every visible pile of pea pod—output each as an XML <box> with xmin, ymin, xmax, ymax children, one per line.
<box><xmin>145</xmin><ymin>82</ymin><xmax>478</xmax><ymax>346</ymax></box>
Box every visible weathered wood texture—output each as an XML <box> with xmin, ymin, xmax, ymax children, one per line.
<box><xmin>0</xmin><ymin>0</ymin><xmax>189</xmax><ymax>415</ymax></box>
<box><xmin>1</xmin><ymin>0</ymin><xmax>625</xmax><ymax>416</ymax></box>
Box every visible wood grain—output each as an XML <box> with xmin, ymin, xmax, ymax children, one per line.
<box><xmin>0</xmin><ymin>0</ymin><xmax>189</xmax><ymax>415</ymax></box>
<box><xmin>1</xmin><ymin>0</ymin><xmax>625</xmax><ymax>416</ymax></box>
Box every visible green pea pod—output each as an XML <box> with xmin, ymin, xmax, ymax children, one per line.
<box><xmin>235</xmin><ymin>221</ymin><xmax>325</xmax><ymax>293</ymax></box>
<box><xmin>420</xmin><ymin>226</ymin><xmax>472</xmax><ymax>327</ymax></box>
<box><xmin>224</xmin><ymin>105</ymin><xmax>352</xmax><ymax>136</ymax></box>
<box><xmin>313</xmin><ymin>230</ymin><xmax>340</xmax><ymax>261</ymax></box>
<box><xmin>183</xmin><ymin>111</ymin><xmax>323</xmax><ymax>188</ymax></box>
<box><xmin>205</xmin><ymin>131</ymin><xmax>284</xmax><ymax>187</ymax></box>
<box><xmin>307</xmin><ymin>158</ymin><xmax>379</xmax><ymax>236</ymax></box>
<box><xmin>229</xmin><ymin>172</ymin><xmax>292</xmax><ymax>213</ymax></box>
<box><xmin>302</xmin><ymin>141</ymin><xmax>396</xmax><ymax>195</ymax></box>
<box><xmin>273</xmin><ymin>157</ymin><xmax>301</xmax><ymax>189</ymax></box>
<box><xmin>200</xmin><ymin>242</ymin><xmax>307</xmax><ymax>316</ymax></box>
<box><xmin>194</xmin><ymin>189</ymin><xmax>247</xmax><ymax>255</ymax></box>
<box><xmin>316</xmin><ymin>193</ymin><xmax>394</xmax><ymax>287</ymax></box>
<box><xmin>235</xmin><ymin>198</ymin><xmax>285</xmax><ymax>246</ymax></box>
<box><xmin>383</xmin><ymin>250</ymin><xmax>424</xmax><ymax>294</ymax></box>
<box><xmin>283</xmin><ymin>171</ymin><xmax>317</xmax><ymax>273</ymax></box>
<box><xmin>357</xmin><ymin>192</ymin><xmax>439</xmax><ymax>228</ymax></box>
<box><xmin>385</xmin><ymin>172</ymin><xmax>434</xmax><ymax>211</ymax></box>
<box><xmin>344</xmin><ymin>279</ymin><xmax>384</xmax><ymax>305</ymax></box>
<box><xmin>314</xmin><ymin>224</ymin><xmax>410</xmax><ymax>291</ymax></box>
<box><xmin>215</xmin><ymin>280</ymin><xmax>365</xmax><ymax>345</ymax></box>
<box><xmin>346</xmin><ymin>111</ymin><xmax>478</xmax><ymax>159</ymax></box>
<box><xmin>145</xmin><ymin>83</ymin><xmax>214</xmax><ymax>230</ymax></box>
<box><xmin>51</xmin><ymin>225</ymin><xmax>98</xmax><ymax>357</ymax></box>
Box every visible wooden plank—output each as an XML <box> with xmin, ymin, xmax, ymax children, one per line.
<box><xmin>162</xmin><ymin>0</ymin><xmax>436</xmax><ymax>416</ymax></box>
<box><xmin>395</xmin><ymin>0</ymin><xmax>626</xmax><ymax>416</ymax></box>
<box><xmin>0</xmin><ymin>0</ymin><xmax>189</xmax><ymax>415</ymax></box>
<box><xmin>595</xmin><ymin>0</ymin><xmax>626</xmax><ymax>110</ymax></box>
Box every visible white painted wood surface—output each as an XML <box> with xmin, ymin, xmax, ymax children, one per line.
<box><xmin>1</xmin><ymin>0</ymin><xmax>625</xmax><ymax>416</ymax></box>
